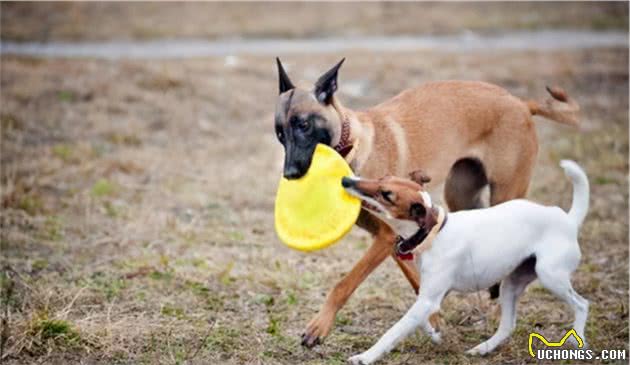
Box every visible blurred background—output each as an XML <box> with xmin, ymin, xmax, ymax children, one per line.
<box><xmin>1</xmin><ymin>2</ymin><xmax>628</xmax><ymax>364</ymax></box>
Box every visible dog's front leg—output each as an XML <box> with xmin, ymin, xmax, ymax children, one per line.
<box><xmin>348</xmin><ymin>296</ymin><xmax>440</xmax><ymax>365</ymax></box>
<box><xmin>301</xmin><ymin>226</ymin><xmax>395</xmax><ymax>348</ymax></box>
<box><xmin>392</xmin><ymin>254</ymin><xmax>420</xmax><ymax>293</ymax></box>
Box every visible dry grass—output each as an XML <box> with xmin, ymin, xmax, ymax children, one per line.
<box><xmin>0</xmin><ymin>25</ymin><xmax>628</xmax><ymax>365</ymax></box>
<box><xmin>1</xmin><ymin>2</ymin><xmax>628</xmax><ymax>42</ymax></box>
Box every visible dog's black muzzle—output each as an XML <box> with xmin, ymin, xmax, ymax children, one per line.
<box><xmin>283</xmin><ymin>145</ymin><xmax>316</xmax><ymax>180</ymax></box>
<box><xmin>283</xmin><ymin>158</ymin><xmax>310</xmax><ymax>180</ymax></box>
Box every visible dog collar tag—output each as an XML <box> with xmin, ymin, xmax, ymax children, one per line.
<box><xmin>395</xmin><ymin>235</ymin><xmax>415</xmax><ymax>261</ymax></box>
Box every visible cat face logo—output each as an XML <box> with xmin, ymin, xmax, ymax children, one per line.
<box><xmin>528</xmin><ymin>328</ymin><xmax>584</xmax><ymax>357</ymax></box>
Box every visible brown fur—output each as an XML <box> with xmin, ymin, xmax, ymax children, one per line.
<box><xmin>348</xmin><ymin>175</ymin><xmax>444</xmax><ymax>256</ymax></box>
<box><xmin>277</xmin><ymin>70</ymin><xmax>579</xmax><ymax>347</ymax></box>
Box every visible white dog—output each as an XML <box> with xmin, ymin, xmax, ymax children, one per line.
<box><xmin>341</xmin><ymin>160</ymin><xmax>590</xmax><ymax>364</ymax></box>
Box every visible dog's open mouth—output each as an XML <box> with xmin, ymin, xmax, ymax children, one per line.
<box><xmin>361</xmin><ymin>200</ymin><xmax>381</xmax><ymax>213</ymax></box>
<box><xmin>415</xmin><ymin>217</ymin><xmax>428</xmax><ymax>230</ymax></box>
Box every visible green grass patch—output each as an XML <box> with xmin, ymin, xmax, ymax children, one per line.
<box><xmin>219</xmin><ymin>261</ymin><xmax>235</xmax><ymax>285</ymax></box>
<box><xmin>190</xmin><ymin>258</ymin><xmax>209</xmax><ymax>269</ymax></box>
<box><xmin>594</xmin><ymin>176</ymin><xmax>618</xmax><ymax>185</ymax></box>
<box><xmin>335</xmin><ymin>314</ymin><xmax>353</xmax><ymax>326</ymax></box>
<box><xmin>42</xmin><ymin>215</ymin><xmax>64</xmax><ymax>241</ymax></box>
<box><xmin>205</xmin><ymin>326</ymin><xmax>241</xmax><ymax>354</ymax></box>
<box><xmin>58</xmin><ymin>90</ymin><xmax>75</xmax><ymax>102</ymax></box>
<box><xmin>91</xmin><ymin>178</ymin><xmax>116</xmax><ymax>197</ymax></box>
<box><xmin>103</xmin><ymin>201</ymin><xmax>122</xmax><ymax>218</ymax></box>
<box><xmin>254</xmin><ymin>293</ymin><xmax>275</xmax><ymax>307</ymax></box>
<box><xmin>285</xmin><ymin>291</ymin><xmax>297</xmax><ymax>305</ymax></box>
<box><xmin>186</xmin><ymin>280</ymin><xmax>210</xmax><ymax>297</ymax></box>
<box><xmin>161</xmin><ymin>304</ymin><xmax>186</xmax><ymax>319</ymax></box>
<box><xmin>30</xmin><ymin>314</ymin><xmax>81</xmax><ymax>350</ymax></box>
<box><xmin>228</xmin><ymin>231</ymin><xmax>244</xmax><ymax>242</ymax></box>
<box><xmin>149</xmin><ymin>270</ymin><xmax>173</xmax><ymax>281</ymax></box>
<box><xmin>18</xmin><ymin>194</ymin><xmax>43</xmax><ymax>215</ymax></box>
<box><xmin>31</xmin><ymin>258</ymin><xmax>49</xmax><ymax>271</ymax></box>
<box><xmin>52</xmin><ymin>143</ymin><xmax>74</xmax><ymax>162</ymax></box>
<box><xmin>299</xmin><ymin>271</ymin><xmax>317</xmax><ymax>288</ymax></box>
<box><xmin>107</xmin><ymin>133</ymin><xmax>142</xmax><ymax>147</ymax></box>
<box><xmin>82</xmin><ymin>272</ymin><xmax>128</xmax><ymax>300</ymax></box>
<box><xmin>266</xmin><ymin>315</ymin><xmax>282</xmax><ymax>336</ymax></box>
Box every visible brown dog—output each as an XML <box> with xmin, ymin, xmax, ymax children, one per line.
<box><xmin>273</xmin><ymin>58</ymin><xmax>579</xmax><ymax>347</ymax></box>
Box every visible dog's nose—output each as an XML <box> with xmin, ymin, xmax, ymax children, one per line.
<box><xmin>341</xmin><ymin>176</ymin><xmax>356</xmax><ymax>188</ymax></box>
<box><xmin>284</xmin><ymin>166</ymin><xmax>304</xmax><ymax>180</ymax></box>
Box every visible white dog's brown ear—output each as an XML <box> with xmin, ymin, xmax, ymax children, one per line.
<box><xmin>314</xmin><ymin>58</ymin><xmax>345</xmax><ymax>104</ymax></box>
<box><xmin>409</xmin><ymin>170</ymin><xmax>431</xmax><ymax>185</ymax></box>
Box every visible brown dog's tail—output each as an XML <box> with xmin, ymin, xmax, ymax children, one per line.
<box><xmin>526</xmin><ymin>86</ymin><xmax>580</xmax><ymax>126</ymax></box>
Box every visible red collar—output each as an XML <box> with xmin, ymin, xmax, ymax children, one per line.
<box><xmin>333</xmin><ymin>114</ymin><xmax>353</xmax><ymax>158</ymax></box>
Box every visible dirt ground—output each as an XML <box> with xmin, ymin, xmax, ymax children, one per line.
<box><xmin>1</xmin><ymin>3</ymin><xmax>629</xmax><ymax>365</ymax></box>
<box><xmin>1</xmin><ymin>2</ymin><xmax>628</xmax><ymax>42</ymax></box>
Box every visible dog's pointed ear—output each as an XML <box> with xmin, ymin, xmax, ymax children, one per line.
<box><xmin>276</xmin><ymin>57</ymin><xmax>295</xmax><ymax>94</ymax></box>
<box><xmin>314</xmin><ymin>58</ymin><xmax>345</xmax><ymax>104</ymax></box>
<box><xmin>409</xmin><ymin>170</ymin><xmax>431</xmax><ymax>186</ymax></box>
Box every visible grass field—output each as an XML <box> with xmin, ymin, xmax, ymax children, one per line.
<box><xmin>1</xmin><ymin>3</ymin><xmax>628</xmax><ymax>365</ymax></box>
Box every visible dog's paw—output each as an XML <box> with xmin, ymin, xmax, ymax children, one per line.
<box><xmin>348</xmin><ymin>354</ymin><xmax>370</xmax><ymax>365</ymax></box>
<box><xmin>465</xmin><ymin>347</ymin><xmax>482</xmax><ymax>356</ymax></box>
<box><xmin>431</xmin><ymin>332</ymin><xmax>442</xmax><ymax>344</ymax></box>
<box><xmin>301</xmin><ymin>311</ymin><xmax>334</xmax><ymax>348</ymax></box>
<box><xmin>465</xmin><ymin>343</ymin><xmax>490</xmax><ymax>356</ymax></box>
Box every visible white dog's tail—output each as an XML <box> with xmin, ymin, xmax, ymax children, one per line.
<box><xmin>560</xmin><ymin>160</ymin><xmax>590</xmax><ymax>228</ymax></box>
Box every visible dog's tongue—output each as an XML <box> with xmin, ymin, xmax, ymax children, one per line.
<box><xmin>423</xmin><ymin>207</ymin><xmax>439</xmax><ymax>229</ymax></box>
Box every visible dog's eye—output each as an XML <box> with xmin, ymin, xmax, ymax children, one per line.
<box><xmin>381</xmin><ymin>190</ymin><xmax>394</xmax><ymax>203</ymax></box>
<box><xmin>297</xmin><ymin>119</ymin><xmax>310</xmax><ymax>132</ymax></box>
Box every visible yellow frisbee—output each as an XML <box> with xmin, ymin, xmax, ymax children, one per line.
<box><xmin>275</xmin><ymin>144</ymin><xmax>361</xmax><ymax>252</ymax></box>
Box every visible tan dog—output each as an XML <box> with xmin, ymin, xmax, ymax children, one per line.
<box><xmin>273</xmin><ymin>58</ymin><xmax>579</xmax><ymax>347</ymax></box>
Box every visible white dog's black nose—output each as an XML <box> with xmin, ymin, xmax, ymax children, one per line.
<box><xmin>341</xmin><ymin>176</ymin><xmax>355</xmax><ymax>188</ymax></box>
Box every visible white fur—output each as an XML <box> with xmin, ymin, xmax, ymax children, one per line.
<box><xmin>348</xmin><ymin>161</ymin><xmax>590</xmax><ymax>364</ymax></box>
<box><xmin>420</xmin><ymin>191</ymin><xmax>432</xmax><ymax>208</ymax></box>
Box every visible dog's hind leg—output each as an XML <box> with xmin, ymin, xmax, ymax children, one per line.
<box><xmin>444</xmin><ymin>158</ymin><xmax>489</xmax><ymax>211</ymax></box>
<box><xmin>488</xmin><ymin>136</ymin><xmax>534</xmax><ymax>206</ymax></box>
<box><xmin>467</xmin><ymin>258</ymin><xmax>537</xmax><ymax>356</ymax></box>
<box><xmin>535</xmin><ymin>256</ymin><xmax>589</xmax><ymax>347</ymax></box>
